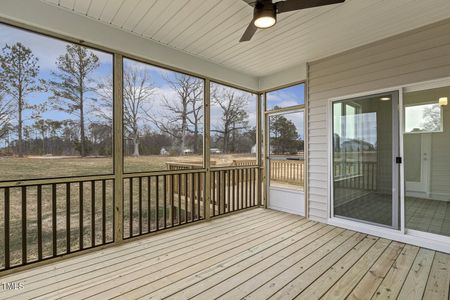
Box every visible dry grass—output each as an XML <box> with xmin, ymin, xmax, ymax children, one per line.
<box><xmin>0</xmin><ymin>154</ymin><xmax>257</xmax><ymax>269</ymax></box>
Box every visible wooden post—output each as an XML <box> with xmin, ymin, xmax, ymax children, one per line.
<box><xmin>204</xmin><ymin>79</ymin><xmax>211</xmax><ymax>219</ymax></box>
<box><xmin>256</xmin><ymin>93</ymin><xmax>262</xmax><ymax>207</ymax></box>
<box><xmin>113</xmin><ymin>54</ymin><xmax>124</xmax><ymax>243</ymax></box>
<box><xmin>262</xmin><ymin>93</ymin><xmax>268</xmax><ymax>209</ymax></box>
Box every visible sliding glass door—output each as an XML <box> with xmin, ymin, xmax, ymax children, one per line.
<box><xmin>332</xmin><ymin>92</ymin><xmax>400</xmax><ymax>228</ymax></box>
<box><xmin>403</xmin><ymin>85</ymin><xmax>450</xmax><ymax>237</ymax></box>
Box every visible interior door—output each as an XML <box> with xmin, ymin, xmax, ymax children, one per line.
<box><xmin>266</xmin><ymin>110</ymin><xmax>305</xmax><ymax>215</ymax></box>
<box><xmin>404</xmin><ymin>134</ymin><xmax>431</xmax><ymax>195</ymax></box>
<box><xmin>332</xmin><ymin>91</ymin><xmax>400</xmax><ymax>229</ymax></box>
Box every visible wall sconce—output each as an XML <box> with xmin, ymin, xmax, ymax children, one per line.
<box><xmin>439</xmin><ymin>97</ymin><xmax>448</xmax><ymax>106</ymax></box>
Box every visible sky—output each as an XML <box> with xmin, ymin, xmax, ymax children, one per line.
<box><xmin>0</xmin><ymin>23</ymin><xmax>113</xmax><ymax>139</ymax></box>
<box><xmin>0</xmin><ymin>23</ymin><xmax>211</xmax><ymax>142</ymax></box>
<box><xmin>266</xmin><ymin>84</ymin><xmax>305</xmax><ymax>110</ymax></box>
<box><xmin>0</xmin><ymin>22</ymin><xmax>300</xmax><ymax>147</ymax></box>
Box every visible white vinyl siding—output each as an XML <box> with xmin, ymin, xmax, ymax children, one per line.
<box><xmin>307</xmin><ymin>18</ymin><xmax>450</xmax><ymax>222</ymax></box>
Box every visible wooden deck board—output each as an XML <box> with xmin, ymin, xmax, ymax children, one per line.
<box><xmin>0</xmin><ymin>208</ymin><xmax>448</xmax><ymax>300</ymax></box>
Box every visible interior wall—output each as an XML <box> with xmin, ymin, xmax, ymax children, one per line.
<box><xmin>0</xmin><ymin>0</ymin><xmax>259</xmax><ymax>91</ymax></box>
<box><xmin>404</xmin><ymin>86</ymin><xmax>450</xmax><ymax>201</ymax></box>
<box><xmin>307</xmin><ymin>18</ymin><xmax>450</xmax><ymax>223</ymax></box>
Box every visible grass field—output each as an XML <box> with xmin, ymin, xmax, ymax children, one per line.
<box><xmin>0</xmin><ymin>154</ymin><xmax>256</xmax><ymax>269</ymax></box>
<box><xmin>0</xmin><ymin>154</ymin><xmax>257</xmax><ymax>181</ymax></box>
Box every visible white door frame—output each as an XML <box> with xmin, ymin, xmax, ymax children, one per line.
<box><xmin>326</xmin><ymin>77</ymin><xmax>450</xmax><ymax>253</ymax></box>
<box><xmin>265</xmin><ymin>108</ymin><xmax>305</xmax><ymax>216</ymax></box>
<box><xmin>328</xmin><ymin>90</ymin><xmax>401</xmax><ymax>229</ymax></box>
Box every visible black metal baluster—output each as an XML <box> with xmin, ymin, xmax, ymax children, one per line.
<box><xmin>191</xmin><ymin>173</ymin><xmax>195</xmax><ymax>222</ymax></box>
<box><xmin>227</xmin><ymin>170</ymin><xmax>231</xmax><ymax>213</ymax></box>
<box><xmin>66</xmin><ymin>183</ymin><xmax>70</xmax><ymax>253</ymax></box>
<box><xmin>163</xmin><ymin>175</ymin><xmax>167</xmax><ymax>228</ymax></box>
<box><xmin>245</xmin><ymin>169</ymin><xmax>249</xmax><ymax>208</ymax></box>
<box><xmin>52</xmin><ymin>183</ymin><xmax>57</xmax><ymax>256</ymax></box>
<box><xmin>197</xmin><ymin>173</ymin><xmax>201</xmax><ymax>219</ymax></box>
<box><xmin>147</xmin><ymin>176</ymin><xmax>151</xmax><ymax>232</ymax></box>
<box><xmin>240</xmin><ymin>169</ymin><xmax>244</xmax><ymax>209</ymax></box>
<box><xmin>171</xmin><ymin>174</ymin><xmax>174</xmax><ymax>227</ymax></box>
<box><xmin>79</xmin><ymin>182</ymin><xmax>84</xmax><ymax>250</ymax></box>
<box><xmin>91</xmin><ymin>181</ymin><xmax>95</xmax><ymax>247</ymax></box>
<box><xmin>231</xmin><ymin>170</ymin><xmax>238</xmax><ymax>211</ymax></box>
<box><xmin>203</xmin><ymin>173</ymin><xmax>206</xmax><ymax>219</ymax></box>
<box><xmin>22</xmin><ymin>186</ymin><xmax>27</xmax><ymax>265</ymax></box>
<box><xmin>102</xmin><ymin>180</ymin><xmax>106</xmax><ymax>245</ymax></box>
<box><xmin>4</xmin><ymin>188</ymin><xmax>10</xmax><ymax>269</ymax></box>
<box><xmin>37</xmin><ymin>185</ymin><xmax>42</xmax><ymax>260</ymax></box>
<box><xmin>156</xmin><ymin>176</ymin><xmax>159</xmax><ymax>231</ymax></box>
<box><xmin>212</xmin><ymin>172</ymin><xmax>215</xmax><ymax>217</ymax></box>
<box><xmin>139</xmin><ymin>177</ymin><xmax>142</xmax><ymax>235</ymax></box>
<box><xmin>218</xmin><ymin>172</ymin><xmax>222</xmax><ymax>215</ymax></box>
<box><xmin>252</xmin><ymin>168</ymin><xmax>256</xmax><ymax>206</ymax></box>
<box><xmin>129</xmin><ymin>178</ymin><xmax>133</xmax><ymax>237</ymax></box>
<box><xmin>184</xmin><ymin>174</ymin><xmax>188</xmax><ymax>223</ymax></box>
<box><xmin>178</xmin><ymin>174</ymin><xmax>181</xmax><ymax>225</ymax></box>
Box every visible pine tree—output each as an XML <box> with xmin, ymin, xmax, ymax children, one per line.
<box><xmin>0</xmin><ymin>42</ymin><xmax>41</xmax><ymax>157</ymax></box>
<box><xmin>49</xmin><ymin>44</ymin><xmax>99</xmax><ymax>157</ymax></box>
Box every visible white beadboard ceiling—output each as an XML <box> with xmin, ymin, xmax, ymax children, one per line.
<box><xmin>41</xmin><ymin>0</ymin><xmax>450</xmax><ymax>77</ymax></box>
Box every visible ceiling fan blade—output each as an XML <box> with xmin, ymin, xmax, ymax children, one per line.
<box><xmin>240</xmin><ymin>21</ymin><xmax>258</xmax><ymax>42</ymax></box>
<box><xmin>276</xmin><ymin>0</ymin><xmax>345</xmax><ymax>13</ymax></box>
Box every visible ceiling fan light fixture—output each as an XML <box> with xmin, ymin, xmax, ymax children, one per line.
<box><xmin>253</xmin><ymin>2</ymin><xmax>276</xmax><ymax>29</ymax></box>
<box><xmin>254</xmin><ymin>16</ymin><xmax>276</xmax><ymax>28</ymax></box>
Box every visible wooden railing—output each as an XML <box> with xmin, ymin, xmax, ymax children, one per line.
<box><xmin>210</xmin><ymin>166</ymin><xmax>259</xmax><ymax>217</ymax></box>
<box><xmin>0</xmin><ymin>178</ymin><xmax>114</xmax><ymax>270</ymax></box>
<box><xmin>233</xmin><ymin>159</ymin><xmax>304</xmax><ymax>187</ymax></box>
<box><xmin>165</xmin><ymin>161</ymin><xmax>216</xmax><ymax>170</ymax></box>
<box><xmin>334</xmin><ymin>161</ymin><xmax>377</xmax><ymax>191</ymax></box>
<box><xmin>0</xmin><ymin>162</ymin><xmax>262</xmax><ymax>271</ymax></box>
<box><xmin>270</xmin><ymin>159</ymin><xmax>304</xmax><ymax>186</ymax></box>
<box><xmin>123</xmin><ymin>171</ymin><xmax>206</xmax><ymax>239</ymax></box>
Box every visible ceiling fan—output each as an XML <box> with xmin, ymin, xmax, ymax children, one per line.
<box><xmin>240</xmin><ymin>0</ymin><xmax>345</xmax><ymax>42</ymax></box>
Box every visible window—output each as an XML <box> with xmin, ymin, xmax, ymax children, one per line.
<box><xmin>266</xmin><ymin>83</ymin><xmax>304</xmax><ymax>110</ymax></box>
<box><xmin>122</xmin><ymin>58</ymin><xmax>204</xmax><ymax>173</ymax></box>
<box><xmin>404</xmin><ymin>85</ymin><xmax>450</xmax><ymax>236</ymax></box>
<box><xmin>405</xmin><ymin>103</ymin><xmax>443</xmax><ymax>133</ymax></box>
<box><xmin>0</xmin><ymin>23</ymin><xmax>113</xmax><ymax>181</ymax></box>
<box><xmin>210</xmin><ymin>82</ymin><xmax>257</xmax><ymax>166</ymax></box>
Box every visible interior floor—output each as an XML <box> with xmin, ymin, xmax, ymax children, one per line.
<box><xmin>335</xmin><ymin>192</ymin><xmax>450</xmax><ymax>236</ymax></box>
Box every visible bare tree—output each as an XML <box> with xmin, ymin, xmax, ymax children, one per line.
<box><xmin>211</xmin><ymin>86</ymin><xmax>249</xmax><ymax>153</ymax></box>
<box><xmin>97</xmin><ymin>66</ymin><xmax>155</xmax><ymax>156</ymax></box>
<box><xmin>148</xmin><ymin>73</ymin><xmax>203</xmax><ymax>154</ymax></box>
<box><xmin>0</xmin><ymin>93</ymin><xmax>13</xmax><ymax>140</ymax></box>
<box><xmin>49</xmin><ymin>44</ymin><xmax>100</xmax><ymax>157</ymax></box>
<box><xmin>0</xmin><ymin>42</ymin><xmax>41</xmax><ymax>157</ymax></box>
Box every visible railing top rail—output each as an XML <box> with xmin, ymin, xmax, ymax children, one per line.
<box><xmin>0</xmin><ymin>174</ymin><xmax>115</xmax><ymax>188</ymax></box>
<box><xmin>211</xmin><ymin>165</ymin><xmax>259</xmax><ymax>171</ymax></box>
<box><xmin>123</xmin><ymin>169</ymin><xmax>207</xmax><ymax>178</ymax></box>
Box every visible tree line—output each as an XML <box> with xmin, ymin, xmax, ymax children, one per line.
<box><xmin>0</xmin><ymin>41</ymin><xmax>257</xmax><ymax>158</ymax></box>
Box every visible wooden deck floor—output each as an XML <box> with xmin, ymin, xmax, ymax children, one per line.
<box><xmin>0</xmin><ymin>208</ymin><xmax>449</xmax><ymax>300</ymax></box>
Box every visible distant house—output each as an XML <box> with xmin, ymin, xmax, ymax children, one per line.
<box><xmin>160</xmin><ymin>147</ymin><xmax>169</xmax><ymax>155</ymax></box>
<box><xmin>210</xmin><ymin>148</ymin><xmax>222</xmax><ymax>154</ymax></box>
<box><xmin>341</xmin><ymin>139</ymin><xmax>375</xmax><ymax>152</ymax></box>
